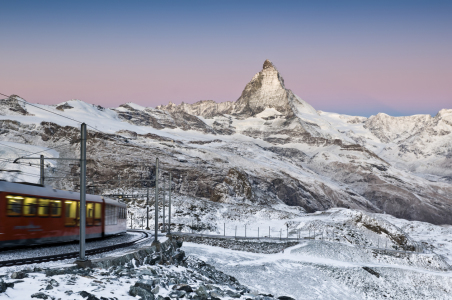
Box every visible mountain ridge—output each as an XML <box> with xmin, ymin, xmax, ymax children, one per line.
<box><xmin>0</xmin><ymin>60</ymin><xmax>451</xmax><ymax>225</ymax></box>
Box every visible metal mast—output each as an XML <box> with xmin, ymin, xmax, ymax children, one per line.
<box><xmin>168</xmin><ymin>173</ymin><xmax>171</xmax><ymax>234</ymax></box>
<box><xmin>162</xmin><ymin>178</ymin><xmax>166</xmax><ymax>232</ymax></box>
<box><xmin>154</xmin><ymin>158</ymin><xmax>159</xmax><ymax>242</ymax></box>
<box><xmin>79</xmin><ymin>123</ymin><xmax>87</xmax><ymax>261</ymax></box>
<box><xmin>146</xmin><ymin>186</ymin><xmax>150</xmax><ymax>230</ymax></box>
<box><xmin>40</xmin><ymin>155</ymin><xmax>45</xmax><ymax>186</ymax></box>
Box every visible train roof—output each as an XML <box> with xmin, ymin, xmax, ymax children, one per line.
<box><xmin>104</xmin><ymin>197</ymin><xmax>127</xmax><ymax>208</ymax></box>
<box><xmin>0</xmin><ymin>181</ymin><xmax>103</xmax><ymax>202</ymax></box>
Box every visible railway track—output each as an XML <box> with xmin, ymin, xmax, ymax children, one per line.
<box><xmin>0</xmin><ymin>230</ymin><xmax>151</xmax><ymax>267</ymax></box>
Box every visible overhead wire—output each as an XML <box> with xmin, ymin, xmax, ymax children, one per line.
<box><xmin>0</xmin><ymin>142</ymin><xmax>31</xmax><ymax>153</ymax></box>
<box><xmin>1</xmin><ymin>92</ymin><xmax>158</xmax><ymax>186</ymax></box>
<box><xmin>1</xmin><ymin>92</ymin><xmax>149</xmax><ymax>150</ymax></box>
<box><xmin>0</xmin><ymin>158</ymin><xmax>77</xmax><ymax>176</ymax></box>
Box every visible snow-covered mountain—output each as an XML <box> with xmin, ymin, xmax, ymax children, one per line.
<box><xmin>1</xmin><ymin>60</ymin><xmax>451</xmax><ymax>225</ymax></box>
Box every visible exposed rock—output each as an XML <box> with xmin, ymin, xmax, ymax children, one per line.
<box><xmin>55</xmin><ymin>102</ymin><xmax>74</xmax><ymax>111</ymax></box>
<box><xmin>31</xmin><ymin>292</ymin><xmax>54</xmax><ymax>300</ymax></box>
<box><xmin>129</xmin><ymin>286</ymin><xmax>155</xmax><ymax>300</ymax></box>
<box><xmin>0</xmin><ymin>95</ymin><xmax>31</xmax><ymax>116</ymax></box>
<box><xmin>10</xmin><ymin>270</ymin><xmax>29</xmax><ymax>279</ymax></box>
<box><xmin>173</xmin><ymin>283</ymin><xmax>193</xmax><ymax>293</ymax></box>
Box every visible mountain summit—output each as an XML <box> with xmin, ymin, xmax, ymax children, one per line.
<box><xmin>158</xmin><ymin>59</ymin><xmax>318</xmax><ymax>119</ymax></box>
<box><xmin>234</xmin><ymin>59</ymin><xmax>317</xmax><ymax>117</ymax></box>
<box><xmin>234</xmin><ymin>59</ymin><xmax>292</xmax><ymax>117</ymax></box>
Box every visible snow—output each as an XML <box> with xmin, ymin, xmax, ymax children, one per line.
<box><xmin>0</xmin><ymin>141</ymin><xmax>60</xmax><ymax>183</ymax></box>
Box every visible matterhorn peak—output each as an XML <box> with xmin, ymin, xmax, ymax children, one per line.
<box><xmin>233</xmin><ymin>59</ymin><xmax>315</xmax><ymax>117</ymax></box>
<box><xmin>263</xmin><ymin>59</ymin><xmax>275</xmax><ymax>70</ymax></box>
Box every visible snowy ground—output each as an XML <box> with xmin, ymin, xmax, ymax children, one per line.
<box><xmin>183</xmin><ymin>242</ymin><xmax>452</xmax><ymax>300</ymax></box>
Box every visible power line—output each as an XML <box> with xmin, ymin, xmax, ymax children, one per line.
<box><xmin>0</xmin><ymin>142</ymin><xmax>30</xmax><ymax>153</ymax></box>
<box><xmin>0</xmin><ymin>141</ymin><xmax>75</xmax><ymax>162</ymax></box>
<box><xmin>0</xmin><ymin>93</ymin><xmax>82</xmax><ymax>124</ymax></box>
<box><xmin>0</xmin><ymin>157</ymin><xmax>77</xmax><ymax>176</ymax></box>
<box><xmin>1</xmin><ymin>93</ymin><xmax>133</xmax><ymax>149</ymax></box>
<box><xmin>18</xmin><ymin>142</ymin><xmax>75</xmax><ymax>159</ymax></box>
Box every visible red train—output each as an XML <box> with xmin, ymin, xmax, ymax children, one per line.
<box><xmin>0</xmin><ymin>181</ymin><xmax>127</xmax><ymax>247</ymax></box>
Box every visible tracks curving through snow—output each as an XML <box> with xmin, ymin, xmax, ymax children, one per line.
<box><xmin>0</xmin><ymin>230</ymin><xmax>151</xmax><ymax>267</ymax></box>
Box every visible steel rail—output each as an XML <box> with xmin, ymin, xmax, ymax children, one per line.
<box><xmin>0</xmin><ymin>230</ymin><xmax>150</xmax><ymax>267</ymax></box>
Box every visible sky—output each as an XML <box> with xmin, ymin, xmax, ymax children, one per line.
<box><xmin>1</xmin><ymin>0</ymin><xmax>451</xmax><ymax>117</ymax></box>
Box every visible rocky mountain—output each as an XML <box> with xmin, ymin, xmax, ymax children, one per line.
<box><xmin>0</xmin><ymin>60</ymin><xmax>451</xmax><ymax>225</ymax></box>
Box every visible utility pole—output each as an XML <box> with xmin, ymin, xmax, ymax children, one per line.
<box><xmin>168</xmin><ymin>173</ymin><xmax>172</xmax><ymax>235</ymax></box>
<box><xmin>76</xmin><ymin>123</ymin><xmax>87</xmax><ymax>264</ymax></box>
<box><xmin>154</xmin><ymin>158</ymin><xmax>159</xmax><ymax>242</ymax></box>
<box><xmin>146</xmin><ymin>187</ymin><xmax>150</xmax><ymax>230</ymax></box>
<box><xmin>40</xmin><ymin>155</ymin><xmax>45</xmax><ymax>186</ymax></box>
<box><xmin>162</xmin><ymin>178</ymin><xmax>166</xmax><ymax>232</ymax></box>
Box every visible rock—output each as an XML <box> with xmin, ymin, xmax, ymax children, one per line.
<box><xmin>226</xmin><ymin>290</ymin><xmax>241</xmax><ymax>298</ymax></box>
<box><xmin>0</xmin><ymin>280</ymin><xmax>8</xmax><ymax>293</ymax></box>
<box><xmin>210</xmin><ymin>290</ymin><xmax>222</xmax><ymax>299</ymax></box>
<box><xmin>79</xmin><ymin>291</ymin><xmax>100</xmax><ymax>300</ymax></box>
<box><xmin>45</xmin><ymin>284</ymin><xmax>53</xmax><ymax>290</ymax></box>
<box><xmin>45</xmin><ymin>268</ymin><xmax>69</xmax><ymax>277</ymax></box>
<box><xmin>149</xmin><ymin>254</ymin><xmax>161</xmax><ymax>265</ymax></box>
<box><xmin>31</xmin><ymin>292</ymin><xmax>54</xmax><ymax>300</ymax></box>
<box><xmin>49</xmin><ymin>278</ymin><xmax>59</xmax><ymax>287</ymax></box>
<box><xmin>129</xmin><ymin>286</ymin><xmax>155</xmax><ymax>300</ymax></box>
<box><xmin>134</xmin><ymin>279</ymin><xmax>155</xmax><ymax>291</ymax></box>
<box><xmin>196</xmin><ymin>285</ymin><xmax>208</xmax><ymax>297</ymax></box>
<box><xmin>0</xmin><ymin>280</ymin><xmax>14</xmax><ymax>293</ymax></box>
<box><xmin>175</xmin><ymin>239</ymin><xmax>183</xmax><ymax>248</ymax></box>
<box><xmin>169</xmin><ymin>290</ymin><xmax>186</xmax><ymax>298</ymax></box>
<box><xmin>172</xmin><ymin>249</ymin><xmax>185</xmax><ymax>263</ymax></box>
<box><xmin>152</xmin><ymin>286</ymin><xmax>159</xmax><ymax>294</ymax></box>
<box><xmin>277</xmin><ymin>297</ymin><xmax>295</xmax><ymax>300</ymax></box>
<box><xmin>173</xmin><ymin>283</ymin><xmax>193</xmax><ymax>293</ymax></box>
<box><xmin>10</xmin><ymin>271</ymin><xmax>28</xmax><ymax>279</ymax></box>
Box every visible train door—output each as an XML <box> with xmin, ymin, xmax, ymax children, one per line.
<box><xmin>86</xmin><ymin>202</ymin><xmax>94</xmax><ymax>226</ymax></box>
<box><xmin>94</xmin><ymin>203</ymin><xmax>102</xmax><ymax>226</ymax></box>
<box><xmin>5</xmin><ymin>195</ymin><xmax>23</xmax><ymax>241</ymax></box>
<box><xmin>64</xmin><ymin>200</ymin><xmax>78</xmax><ymax>226</ymax></box>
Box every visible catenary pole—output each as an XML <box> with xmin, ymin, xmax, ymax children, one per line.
<box><xmin>146</xmin><ymin>187</ymin><xmax>150</xmax><ymax>230</ymax></box>
<box><xmin>168</xmin><ymin>173</ymin><xmax>173</xmax><ymax>234</ymax></box>
<box><xmin>154</xmin><ymin>158</ymin><xmax>159</xmax><ymax>242</ymax></box>
<box><xmin>168</xmin><ymin>173</ymin><xmax>172</xmax><ymax>234</ymax></box>
<box><xmin>162</xmin><ymin>178</ymin><xmax>166</xmax><ymax>232</ymax></box>
<box><xmin>40</xmin><ymin>155</ymin><xmax>45</xmax><ymax>186</ymax></box>
<box><xmin>79</xmin><ymin>123</ymin><xmax>87</xmax><ymax>261</ymax></box>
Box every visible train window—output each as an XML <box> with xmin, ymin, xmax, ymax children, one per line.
<box><xmin>38</xmin><ymin>199</ymin><xmax>50</xmax><ymax>217</ymax></box>
<box><xmin>94</xmin><ymin>203</ymin><xmax>102</xmax><ymax>226</ymax></box>
<box><xmin>65</xmin><ymin>200</ymin><xmax>78</xmax><ymax>226</ymax></box>
<box><xmin>86</xmin><ymin>203</ymin><xmax>94</xmax><ymax>226</ymax></box>
<box><xmin>23</xmin><ymin>197</ymin><xmax>37</xmax><ymax>216</ymax></box>
<box><xmin>6</xmin><ymin>195</ymin><xmax>23</xmax><ymax>216</ymax></box>
<box><xmin>51</xmin><ymin>200</ymin><xmax>62</xmax><ymax>217</ymax></box>
<box><xmin>105</xmin><ymin>205</ymin><xmax>118</xmax><ymax>225</ymax></box>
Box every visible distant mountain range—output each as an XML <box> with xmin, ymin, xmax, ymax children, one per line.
<box><xmin>1</xmin><ymin>59</ymin><xmax>451</xmax><ymax>224</ymax></box>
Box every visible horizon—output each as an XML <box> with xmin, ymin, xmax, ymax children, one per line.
<box><xmin>1</xmin><ymin>0</ymin><xmax>451</xmax><ymax>117</ymax></box>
